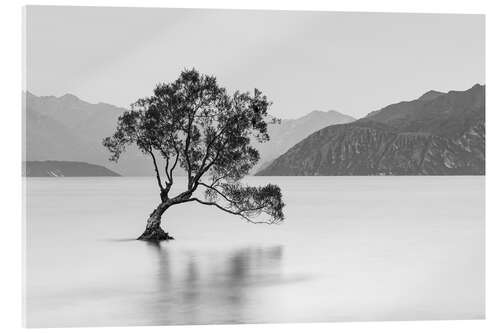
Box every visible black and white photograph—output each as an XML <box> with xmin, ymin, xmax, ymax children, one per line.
<box><xmin>22</xmin><ymin>5</ymin><xmax>485</xmax><ymax>328</ymax></box>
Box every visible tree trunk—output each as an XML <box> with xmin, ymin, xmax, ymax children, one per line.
<box><xmin>137</xmin><ymin>203</ymin><xmax>174</xmax><ymax>242</ymax></box>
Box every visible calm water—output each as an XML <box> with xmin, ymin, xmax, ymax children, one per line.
<box><xmin>24</xmin><ymin>176</ymin><xmax>484</xmax><ymax>327</ymax></box>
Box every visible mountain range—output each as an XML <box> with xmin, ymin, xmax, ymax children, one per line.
<box><xmin>23</xmin><ymin>92</ymin><xmax>354</xmax><ymax>176</ymax></box>
<box><xmin>257</xmin><ymin>84</ymin><xmax>485</xmax><ymax>176</ymax></box>
<box><xmin>24</xmin><ymin>92</ymin><xmax>159</xmax><ymax>175</ymax></box>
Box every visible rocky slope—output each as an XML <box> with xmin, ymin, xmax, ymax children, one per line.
<box><xmin>23</xmin><ymin>161</ymin><xmax>120</xmax><ymax>177</ymax></box>
<box><xmin>252</xmin><ymin>110</ymin><xmax>355</xmax><ymax>172</ymax></box>
<box><xmin>257</xmin><ymin>84</ymin><xmax>485</xmax><ymax>176</ymax></box>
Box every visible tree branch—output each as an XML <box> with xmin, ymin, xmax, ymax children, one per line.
<box><xmin>148</xmin><ymin>149</ymin><xmax>165</xmax><ymax>191</ymax></box>
<box><xmin>198</xmin><ymin>182</ymin><xmax>241</xmax><ymax>205</ymax></box>
<box><xmin>168</xmin><ymin>147</ymin><xmax>180</xmax><ymax>183</ymax></box>
<box><xmin>209</xmin><ymin>171</ymin><xmax>231</xmax><ymax>187</ymax></box>
<box><xmin>191</xmin><ymin>134</ymin><xmax>231</xmax><ymax>187</ymax></box>
<box><xmin>184</xmin><ymin>98</ymin><xmax>206</xmax><ymax>188</ymax></box>
<box><xmin>186</xmin><ymin>198</ymin><xmax>274</xmax><ymax>224</ymax></box>
<box><xmin>195</xmin><ymin>120</ymin><xmax>231</xmax><ymax>177</ymax></box>
<box><xmin>164</xmin><ymin>155</ymin><xmax>172</xmax><ymax>184</ymax></box>
<box><xmin>184</xmin><ymin>116</ymin><xmax>194</xmax><ymax>185</ymax></box>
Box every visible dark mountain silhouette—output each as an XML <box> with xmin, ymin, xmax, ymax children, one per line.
<box><xmin>257</xmin><ymin>84</ymin><xmax>485</xmax><ymax>176</ymax></box>
<box><xmin>23</xmin><ymin>161</ymin><xmax>120</xmax><ymax>177</ymax></box>
<box><xmin>418</xmin><ymin>90</ymin><xmax>445</xmax><ymax>101</ymax></box>
<box><xmin>366</xmin><ymin>84</ymin><xmax>484</xmax><ymax>137</ymax></box>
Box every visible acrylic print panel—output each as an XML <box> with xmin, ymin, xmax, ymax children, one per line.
<box><xmin>23</xmin><ymin>6</ymin><xmax>485</xmax><ymax>328</ymax></box>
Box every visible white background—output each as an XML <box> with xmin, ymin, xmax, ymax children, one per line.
<box><xmin>0</xmin><ymin>0</ymin><xmax>498</xmax><ymax>332</ymax></box>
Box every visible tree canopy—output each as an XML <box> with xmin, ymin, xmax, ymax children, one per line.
<box><xmin>103</xmin><ymin>69</ymin><xmax>285</xmax><ymax>225</ymax></box>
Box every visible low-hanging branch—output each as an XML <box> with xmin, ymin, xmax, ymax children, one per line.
<box><xmin>185</xmin><ymin>197</ymin><xmax>278</xmax><ymax>225</ymax></box>
<box><xmin>103</xmin><ymin>68</ymin><xmax>285</xmax><ymax>241</ymax></box>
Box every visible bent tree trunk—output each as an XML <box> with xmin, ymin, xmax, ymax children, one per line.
<box><xmin>137</xmin><ymin>203</ymin><xmax>174</xmax><ymax>241</ymax></box>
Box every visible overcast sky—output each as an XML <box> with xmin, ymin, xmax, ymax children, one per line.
<box><xmin>25</xmin><ymin>6</ymin><xmax>484</xmax><ymax>119</ymax></box>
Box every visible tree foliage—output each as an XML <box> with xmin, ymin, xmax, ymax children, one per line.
<box><xmin>103</xmin><ymin>69</ymin><xmax>285</xmax><ymax>224</ymax></box>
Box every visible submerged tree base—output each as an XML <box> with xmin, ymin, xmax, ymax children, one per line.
<box><xmin>137</xmin><ymin>226</ymin><xmax>174</xmax><ymax>242</ymax></box>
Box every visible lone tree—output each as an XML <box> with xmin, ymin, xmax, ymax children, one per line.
<box><xmin>103</xmin><ymin>69</ymin><xmax>285</xmax><ymax>241</ymax></box>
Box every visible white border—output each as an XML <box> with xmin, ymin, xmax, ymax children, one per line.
<box><xmin>1</xmin><ymin>0</ymin><xmax>498</xmax><ymax>332</ymax></box>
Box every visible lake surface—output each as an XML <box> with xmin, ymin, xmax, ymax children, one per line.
<box><xmin>24</xmin><ymin>176</ymin><xmax>485</xmax><ymax>327</ymax></box>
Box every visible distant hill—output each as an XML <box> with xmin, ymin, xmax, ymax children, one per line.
<box><xmin>253</xmin><ymin>110</ymin><xmax>355</xmax><ymax>172</ymax></box>
<box><xmin>24</xmin><ymin>92</ymin><xmax>161</xmax><ymax>176</ymax></box>
<box><xmin>257</xmin><ymin>84</ymin><xmax>485</xmax><ymax>176</ymax></box>
<box><xmin>25</xmin><ymin>103</ymin><xmax>94</xmax><ymax>162</ymax></box>
<box><xmin>23</xmin><ymin>161</ymin><xmax>120</xmax><ymax>177</ymax></box>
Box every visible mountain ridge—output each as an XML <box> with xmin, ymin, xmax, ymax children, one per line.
<box><xmin>418</xmin><ymin>90</ymin><xmax>445</xmax><ymax>101</ymax></box>
<box><xmin>24</xmin><ymin>91</ymin><xmax>355</xmax><ymax>176</ymax></box>
<box><xmin>257</xmin><ymin>84</ymin><xmax>485</xmax><ymax>176</ymax></box>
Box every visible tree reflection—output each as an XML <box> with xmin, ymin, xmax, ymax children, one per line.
<box><xmin>144</xmin><ymin>243</ymin><xmax>284</xmax><ymax>325</ymax></box>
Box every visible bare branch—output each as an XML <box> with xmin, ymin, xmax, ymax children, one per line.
<box><xmin>148</xmin><ymin>149</ymin><xmax>165</xmax><ymax>191</ymax></box>
<box><xmin>168</xmin><ymin>147</ymin><xmax>180</xmax><ymax>183</ymax></box>
<box><xmin>164</xmin><ymin>155</ymin><xmax>172</xmax><ymax>184</ymax></box>
<box><xmin>184</xmin><ymin>116</ymin><xmax>194</xmax><ymax>184</ymax></box>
